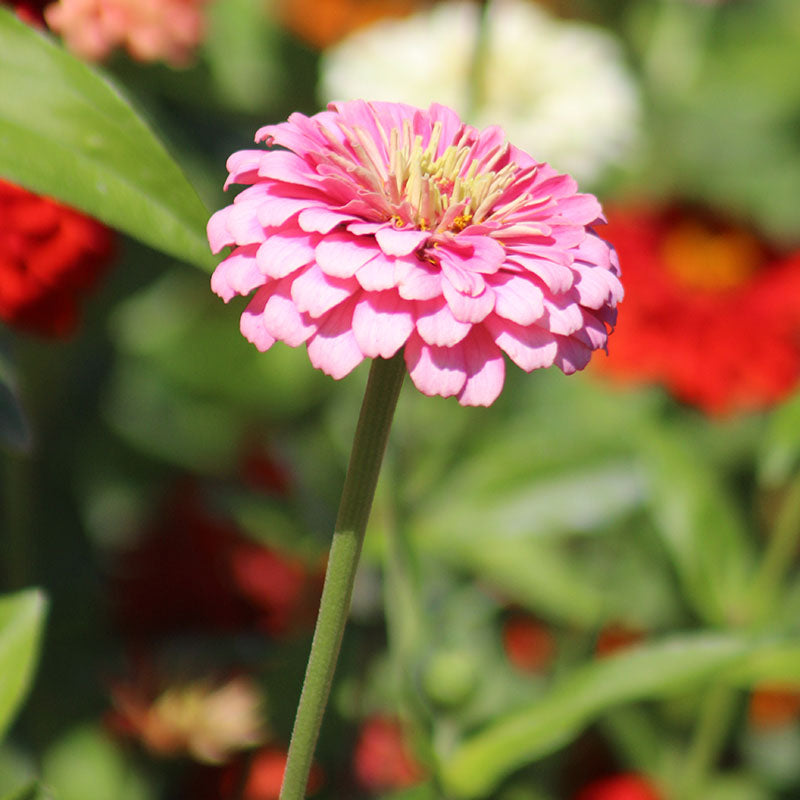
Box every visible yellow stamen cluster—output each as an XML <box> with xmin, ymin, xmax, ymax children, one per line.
<box><xmin>385</xmin><ymin>120</ymin><xmax>519</xmax><ymax>233</ymax></box>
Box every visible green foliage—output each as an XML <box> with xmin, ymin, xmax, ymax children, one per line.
<box><xmin>0</xmin><ymin>590</ymin><xmax>46</xmax><ymax>742</ymax></box>
<box><xmin>0</xmin><ymin>9</ymin><xmax>212</xmax><ymax>270</ymax></box>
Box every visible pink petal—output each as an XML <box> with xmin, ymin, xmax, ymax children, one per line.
<box><xmin>554</xmin><ymin>335</ymin><xmax>593</xmax><ymax>374</ymax></box>
<box><xmin>415</xmin><ymin>298</ymin><xmax>472</xmax><ymax>347</ymax></box>
<box><xmin>490</xmin><ymin>273</ymin><xmax>545</xmax><ymax>326</ymax></box>
<box><xmin>395</xmin><ymin>258</ymin><xmax>443</xmax><ymax>301</ymax></box>
<box><xmin>356</xmin><ymin>252</ymin><xmax>398</xmax><ymax>291</ymax></box>
<box><xmin>486</xmin><ymin>316</ymin><xmax>558</xmax><ymax>371</ymax></box>
<box><xmin>290</xmin><ymin>264</ymin><xmax>358</xmax><ymax>317</ymax></box>
<box><xmin>404</xmin><ymin>332</ymin><xmax>467</xmax><ymax>399</ymax></box>
<box><xmin>316</xmin><ymin>232</ymin><xmax>380</xmax><ymax>278</ymax></box>
<box><xmin>571</xmin><ymin>264</ymin><xmax>624</xmax><ymax>309</ymax></box>
<box><xmin>298</xmin><ymin>206</ymin><xmax>356</xmax><ymax>234</ymax></box>
<box><xmin>375</xmin><ymin>226</ymin><xmax>430</xmax><ymax>256</ymax></box>
<box><xmin>442</xmin><ymin>280</ymin><xmax>495</xmax><ymax>323</ymax></box>
<box><xmin>261</xmin><ymin>277</ymin><xmax>317</xmax><ymax>347</ymax></box>
<box><xmin>506</xmin><ymin>253</ymin><xmax>575</xmax><ymax>293</ymax></box>
<box><xmin>224</xmin><ymin>150</ymin><xmax>263</xmax><ymax>189</ymax></box>
<box><xmin>227</xmin><ymin>200</ymin><xmax>267</xmax><ymax>246</ymax></box>
<box><xmin>306</xmin><ymin>298</ymin><xmax>365</xmax><ymax>379</ymax></box>
<box><xmin>211</xmin><ymin>244</ymin><xmax>263</xmax><ymax>302</ymax></box>
<box><xmin>457</xmin><ymin>327</ymin><xmax>506</xmax><ymax>407</ymax></box>
<box><xmin>256</xmin><ymin>194</ymin><xmax>318</xmax><ymax>228</ymax></box>
<box><xmin>240</xmin><ymin>287</ymin><xmax>277</xmax><ymax>352</ymax></box>
<box><xmin>352</xmin><ymin>290</ymin><xmax>414</xmax><ymax>358</ymax></box>
<box><xmin>256</xmin><ymin>232</ymin><xmax>316</xmax><ymax>279</ymax></box>
<box><xmin>542</xmin><ymin>295</ymin><xmax>584</xmax><ymax>336</ymax></box>
<box><xmin>208</xmin><ymin>207</ymin><xmax>234</xmax><ymax>253</ymax></box>
<box><xmin>257</xmin><ymin>150</ymin><xmax>321</xmax><ymax>189</ymax></box>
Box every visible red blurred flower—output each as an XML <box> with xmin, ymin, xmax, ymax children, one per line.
<box><xmin>502</xmin><ymin>613</ymin><xmax>556</xmax><ymax>673</ymax></box>
<box><xmin>353</xmin><ymin>716</ymin><xmax>426</xmax><ymax>793</ymax></box>
<box><xmin>595</xmin><ymin>624</ymin><xmax>646</xmax><ymax>658</ymax></box>
<box><xmin>748</xmin><ymin>684</ymin><xmax>800</xmax><ymax>729</ymax></box>
<box><xmin>599</xmin><ymin>204</ymin><xmax>800</xmax><ymax>415</ymax></box>
<box><xmin>111</xmin><ymin>482</ymin><xmax>321</xmax><ymax>640</ymax></box>
<box><xmin>0</xmin><ymin>180</ymin><xmax>114</xmax><ymax>337</ymax></box>
<box><xmin>575</xmin><ymin>773</ymin><xmax>663</xmax><ymax>800</ymax></box>
<box><xmin>213</xmin><ymin>747</ymin><xmax>322</xmax><ymax>800</ymax></box>
<box><xmin>3</xmin><ymin>0</ymin><xmax>48</xmax><ymax>24</ymax></box>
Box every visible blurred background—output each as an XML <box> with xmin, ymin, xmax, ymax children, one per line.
<box><xmin>2</xmin><ymin>1</ymin><xmax>800</xmax><ymax>798</ymax></box>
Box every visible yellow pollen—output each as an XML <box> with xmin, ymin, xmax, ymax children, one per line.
<box><xmin>386</xmin><ymin>123</ymin><xmax>518</xmax><ymax>234</ymax></box>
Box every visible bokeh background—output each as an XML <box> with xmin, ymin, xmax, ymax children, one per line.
<box><xmin>2</xmin><ymin>1</ymin><xmax>800</xmax><ymax>799</ymax></box>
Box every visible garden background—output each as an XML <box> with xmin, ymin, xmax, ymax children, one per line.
<box><xmin>2</xmin><ymin>1</ymin><xmax>800</xmax><ymax>798</ymax></box>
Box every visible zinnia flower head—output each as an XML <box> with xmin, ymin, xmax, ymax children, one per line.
<box><xmin>599</xmin><ymin>204</ymin><xmax>800</xmax><ymax>416</ymax></box>
<box><xmin>43</xmin><ymin>0</ymin><xmax>209</xmax><ymax>65</ymax></box>
<box><xmin>0</xmin><ymin>179</ymin><xmax>114</xmax><ymax>337</ymax></box>
<box><xmin>353</xmin><ymin>716</ymin><xmax>426</xmax><ymax>792</ymax></box>
<box><xmin>209</xmin><ymin>101</ymin><xmax>622</xmax><ymax>407</ymax></box>
<box><xmin>318</xmin><ymin>0</ymin><xmax>641</xmax><ymax>185</ymax></box>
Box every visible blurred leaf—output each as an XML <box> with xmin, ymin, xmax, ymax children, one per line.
<box><xmin>758</xmin><ymin>390</ymin><xmax>800</xmax><ymax>487</ymax></box>
<box><xmin>440</xmin><ymin>631</ymin><xmax>798</xmax><ymax>799</ymax></box>
<box><xmin>205</xmin><ymin>0</ymin><xmax>284</xmax><ymax>112</ymax></box>
<box><xmin>42</xmin><ymin>725</ymin><xmax>149</xmax><ymax>800</ymax></box>
<box><xmin>0</xmin><ymin>9</ymin><xmax>213</xmax><ymax>270</ymax></box>
<box><xmin>110</xmin><ymin>270</ymin><xmax>329</xmax><ymax>420</ymax></box>
<box><xmin>0</xmin><ymin>590</ymin><xmax>46</xmax><ymax>742</ymax></box>
<box><xmin>641</xmin><ymin>430</ymin><xmax>754</xmax><ymax>625</ymax></box>
<box><xmin>424</xmin><ymin>536</ymin><xmax>608</xmax><ymax>627</ymax></box>
<box><xmin>0</xmin><ymin>346</ymin><xmax>30</xmax><ymax>452</ymax></box>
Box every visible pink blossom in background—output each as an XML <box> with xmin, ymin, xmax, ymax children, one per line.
<box><xmin>43</xmin><ymin>0</ymin><xmax>210</xmax><ymax>65</ymax></box>
<box><xmin>209</xmin><ymin>101</ymin><xmax>622</xmax><ymax>406</ymax></box>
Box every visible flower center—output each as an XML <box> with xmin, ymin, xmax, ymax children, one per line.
<box><xmin>385</xmin><ymin>121</ymin><xmax>519</xmax><ymax>233</ymax></box>
<box><xmin>660</xmin><ymin>219</ymin><xmax>764</xmax><ymax>291</ymax></box>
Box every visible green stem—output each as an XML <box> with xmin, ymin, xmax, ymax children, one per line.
<box><xmin>677</xmin><ymin>685</ymin><xmax>738</xmax><ymax>799</ymax></box>
<box><xmin>279</xmin><ymin>352</ymin><xmax>406</xmax><ymax>800</ymax></box>
<box><xmin>748</xmin><ymin>472</ymin><xmax>800</xmax><ymax>623</ymax></box>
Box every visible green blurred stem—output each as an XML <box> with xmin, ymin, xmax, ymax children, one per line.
<box><xmin>749</xmin><ymin>472</ymin><xmax>800</xmax><ymax>622</ymax></box>
<box><xmin>465</xmin><ymin>0</ymin><xmax>491</xmax><ymax>123</ymax></box>
<box><xmin>678</xmin><ymin>685</ymin><xmax>738</xmax><ymax>799</ymax></box>
<box><xmin>279</xmin><ymin>352</ymin><xmax>406</xmax><ymax>800</ymax></box>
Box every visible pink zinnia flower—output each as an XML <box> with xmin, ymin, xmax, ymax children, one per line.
<box><xmin>209</xmin><ymin>101</ymin><xmax>622</xmax><ymax>406</ymax></box>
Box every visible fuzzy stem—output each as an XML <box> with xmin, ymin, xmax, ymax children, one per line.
<box><xmin>279</xmin><ymin>352</ymin><xmax>406</xmax><ymax>800</ymax></box>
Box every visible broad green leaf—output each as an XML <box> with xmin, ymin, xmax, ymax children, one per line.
<box><xmin>0</xmin><ymin>589</ymin><xmax>46</xmax><ymax>741</ymax></box>
<box><xmin>42</xmin><ymin>725</ymin><xmax>149</xmax><ymax>800</ymax></box>
<box><xmin>641</xmin><ymin>430</ymin><xmax>754</xmax><ymax>625</ymax></box>
<box><xmin>440</xmin><ymin>631</ymin><xmax>800</xmax><ymax>798</ymax></box>
<box><xmin>0</xmin><ymin>9</ymin><xmax>213</xmax><ymax>271</ymax></box>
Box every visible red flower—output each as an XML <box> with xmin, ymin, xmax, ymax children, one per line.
<box><xmin>502</xmin><ymin>613</ymin><xmax>556</xmax><ymax>673</ymax></box>
<box><xmin>0</xmin><ymin>180</ymin><xmax>114</xmax><ymax>336</ymax></box>
<box><xmin>575</xmin><ymin>773</ymin><xmax>662</xmax><ymax>800</ymax></box>
<box><xmin>111</xmin><ymin>482</ymin><xmax>321</xmax><ymax>640</ymax></box>
<box><xmin>599</xmin><ymin>204</ymin><xmax>800</xmax><ymax>415</ymax></box>
<box><xmin>3</xmin><ymin>0</ymin><xmax>48</xmax><ymax>25</ymax></box>
<box><xmin>595</xmin><ymin>624</ymin><xmax>646</xmax><ymax>658</ymax></box>
<box><xmin>353</xmin><ymin>716</ymin><xmax>426</xmax><ymax>792</ymax></box>
<box><xmin>748</xmin><ymin>684</ymin><xmax>800</xmax><ymax>729</ymax></box>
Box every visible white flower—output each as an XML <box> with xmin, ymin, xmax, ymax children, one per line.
<box><xmin>318</xmin><ymin>0</ymin><xmax>641</xmax><ymax>186</ymax></box>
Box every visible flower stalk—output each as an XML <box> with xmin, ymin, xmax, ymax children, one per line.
<box><xmin>279</xmin><ymin>351</ymin><xmax>406</xmax><ymax>800</ymax></box>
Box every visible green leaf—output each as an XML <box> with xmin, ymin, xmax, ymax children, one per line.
<box><xmin>641</xmin><ymin>430</ymin><xmax>754</xmax><ymax>625</ymax></box>
<box><xmin>758</xmin><ymin>389</ymin><xmax>800</xmax><ymax>487</ymax></box>
<box><xmin>0</xmin><ymin>589</ymin><xmax>47</xmax><ymax>741</ymax></box>
<box><xmin>42</xmin><ymin>725</ymin><xmax>149</xmax><ymax>800</ymax></box>
<box><xmin>439</xmin><ymin>631</ymin><xmax>800</xmax><ymax>799</ymax></box>
<box><xmin>0</xmin><ymin>9</ymin><xmax>213</xmax><ymax>271</ymax></box>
